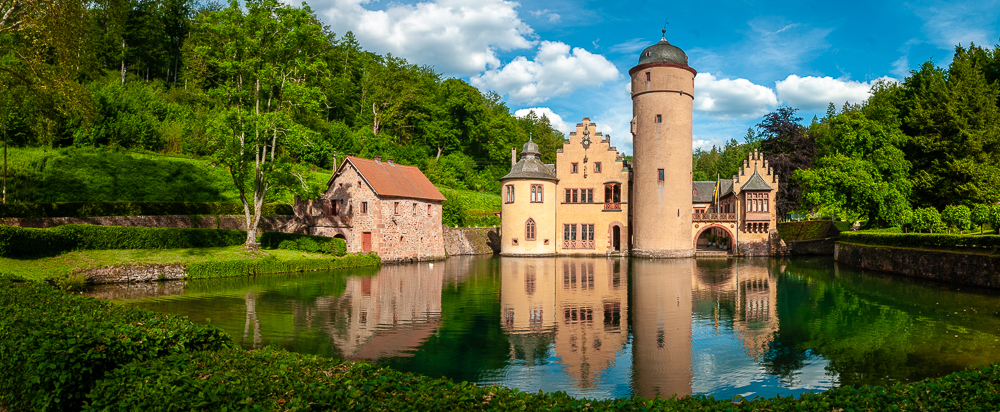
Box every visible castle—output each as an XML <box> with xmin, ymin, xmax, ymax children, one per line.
<box><xmin>501</xmin><ymin>33</ymin><xmax>780</xmax><ymax>257</ymax></box>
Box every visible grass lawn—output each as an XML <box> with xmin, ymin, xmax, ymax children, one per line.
<box><xmin>1</xmin><ymin>247</ymin><xmax>357</xmax><ymax>282</ymax></box>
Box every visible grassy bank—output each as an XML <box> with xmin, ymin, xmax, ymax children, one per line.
<box><xmin>0</xmin><ymin>247</ymin><xmax>379</xmax><ymax>282</ymax></box>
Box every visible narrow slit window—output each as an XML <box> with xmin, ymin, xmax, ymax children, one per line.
<box><xmin>645</xmin><ymin>72</ymin><xmax>650</xmax><ymax>81</ymax></box>
<box><xmin>658</xmin><ymin>169</ymin><xmax>664</xmax><ymax>181</ymax></box>
<box><xmin>655</xmin><ymin>114</ymin><xmax>662</xmax><ymax>123</ymax></box>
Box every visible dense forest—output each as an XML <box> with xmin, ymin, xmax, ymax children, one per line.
<box><xmin>694</xmin><ymin>43</ymin><xmax>1000</xmax><ymax>229</ymax></box>
<box><xmin>3</xmin><ymin>0</ymin><xmax>999</xmax><ymax>231</ymax></box>
<box><xmin>0</xmin><ymin>0</ymin><xmax>564</xmax><ymax>203</ymax></box>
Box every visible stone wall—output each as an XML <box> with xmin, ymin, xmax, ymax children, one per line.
<box><xmin>835</xmin><ymin>242</ymin><xmax>1000</xmax><ymax>288</ymax></box>
<box><xmin>443</xmin><ymin>226</ymin><xmax>500</xmax><ymax>256</ymax></box>
<box><xmin>785</xmin><ymin>238</ymin><xmax>836</xmax><ymax>255</ymax></box>
<box><xmin>77</xmin><ymin>264</ymin><xmax>187</xmax><ymax>284</ymax></box>
<box><xmin>0</xmin><ymin>215</ymin><xmax>295</xmax><ymax>231</ymax></box>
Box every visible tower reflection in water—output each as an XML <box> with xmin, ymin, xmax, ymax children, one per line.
<box><xmin>500</xmin><ymin>257</ymin><xmax>793</xmax><ymax>399</ymax></box>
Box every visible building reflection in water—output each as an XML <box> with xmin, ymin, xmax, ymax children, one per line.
<box><xmin>501</xmin><ymin>257</ymin><xmax>629</xmax><ymax>389</ymax></box>
<box><xmin>310</xmin><ymin>262</ymin><xmax>446</xmax><ymax>360</ymax></box>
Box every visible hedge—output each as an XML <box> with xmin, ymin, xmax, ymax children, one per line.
<box><xmin>86</xmin><ymin>346</ymin><xmax>1000</xmax><ymax>411</ymax></box>
<box><xmin>0</xmin><ymin>277</ymin><xmax>233</xmax><ymax>412</ymax></box>
<box><xmin>0</xmin><ymin>224</ymin><xmax>247</xmax><ymax>257</ymax></box>
<box><xmin>0</xmin><ymin>202</ymin><xmax>293</xmax><ymax>219</ymax></box>
<box><xmin>260</xmin><ymin>231</ymin><xmax>347</xmax><ymax>256</ymax></box>
<box><xmin>840</xmin><ymin>231</ymin><xmax>1000</xmax><ymax>251</ymax></box>
<box><xmin>184</xmin><ymin>254</ymin><xmax>381</xmax><ymax>279</ymax></box>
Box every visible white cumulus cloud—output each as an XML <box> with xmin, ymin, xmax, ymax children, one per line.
<box><xmin>317</xmin><ymin>0</ymin><xmax>535</xmax><ymax>76</ymax></box>
<box><xmin>775</xmin><ymin>75</ymin><xmax>898</xmax><ymax>111</ymax></box>
<box><xmin>694</xmin><ymin>72</ymin><xmax>778</xmax><ymax>119</ymax></box>
<box><xmin>471</xmin><ymin>41</ymin><xmax>620</xmax><ymax>104</ymax></box>
<box><xmin>513</xmin><ymin>107</ymin><xmax>570</xmax><ymax>134</ymax></box>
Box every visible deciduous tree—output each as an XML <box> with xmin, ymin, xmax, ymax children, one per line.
<box><xmin>971</xmin><ymin>204</ymin><xmax>991</xmax><ymax>234</ymax></box>
<box><xmin>186</xmin><ymin>0</ymin><xmax>328</xmax><ymax>249</ymax></box>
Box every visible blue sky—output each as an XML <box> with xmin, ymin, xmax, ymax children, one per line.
<box><xmin>301</xmin><ymin>0</ymin><xmax>1000</xmax><ymax>155</ymax></box>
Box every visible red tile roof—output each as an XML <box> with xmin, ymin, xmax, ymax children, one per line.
<box><xmin>339</xmin><ymin>156</ymin><xmax>447</xmax><ymax>202</ymax></box>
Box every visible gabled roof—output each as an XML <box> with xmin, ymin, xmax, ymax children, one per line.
<box><xmin>335</xmin><ymin>156</ymin><xmax>447</xmax><ymax>202</ymax></box>
<box><xmin>741</xmin><ymin>169</ymin><xmax>774</xmax><ymax>191</ymax></box>
<box><xmin>692</xmin><ymin>181</ymin><xmax>715</xmax><ymax>203</ymax></box>
<box><xmin>692</xmin><ymin>179</ymin><xmax>734</xmax><ymax>203</ymax></box>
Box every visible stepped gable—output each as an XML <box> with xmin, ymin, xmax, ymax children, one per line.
<box><xmin>340</xmin><ymin>156</ymin><xmax>446</xmax><ymax>202</ymax></box>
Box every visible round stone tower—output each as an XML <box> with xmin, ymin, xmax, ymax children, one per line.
<box><xmin>500</xmin><ymin>138</ymin><xmax>558</xmax><ymax>256</ymax></box>
<box><xmin>629</xmin><ymin>31</ymin><xmax>696</xmax><ymax>258</ymax></box>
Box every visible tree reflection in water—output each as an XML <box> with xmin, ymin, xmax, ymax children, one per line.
<box><xmin>91</xmin><ymin>256</ymin><xmax>1000</xmax><ymax>400</ymax></box>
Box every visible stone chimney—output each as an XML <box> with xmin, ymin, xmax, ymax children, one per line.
<box><xmin>511</xmin><ymin>147</ymin><xmax>516</xmax><ymax>168</ymax></box>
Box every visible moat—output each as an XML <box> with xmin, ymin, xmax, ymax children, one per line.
<box><xmin>89</xmin><ymin>256</ymin><xmax>1000</xmax><ymax>400</ymax></box>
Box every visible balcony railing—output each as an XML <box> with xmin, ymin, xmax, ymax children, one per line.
<box><xmin>603</xmin><ymin>202</ymin><xmax>621</xmax><ymax>210</ymax></box>
<box><xmin>693</xmin><ymin>212</ymin><xmax>737</xmax><ymax>222</ymax></box>
<box><xmin>562</xmin><ymin>240</ymin><xmax>595</xmax><ymax>249</ymax></box>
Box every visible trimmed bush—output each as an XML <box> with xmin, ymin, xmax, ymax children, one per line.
<box><xmin>86</xmin><ymin>345</ymin><xmax>1000</xmax><ymax>411</ymax></box>
<box><xmin>840</xmin><ymin>231</ymin><xmax>1000</xmax><ymax>251</ymax></box>
<box><xmin>0</xmin><ymin>202</ymin><xmax>293</xmax><ymax>219</ymax></box>
<box><xmin>0</xmin><ymin>224</ymin><xmax>247</xmax><ymax>257</ymax></box>
<box><xmin>0</xmin><ymin>278</ymin><xmax>233</xmax><ymax>412</ymax></box>
<box><xmin>777</xmin><ymin>220</ymin><xmax>840</xmax><ymax>241</ymax></box>
<box><xmin>260</xmin><ymin>232</ymin><xmax>347</xmax><ymax>256</ymax></box>
<box><xmin>184</xmin><ymin>254</ymin><xmax>380</xmax><ymax>279</ymax></box>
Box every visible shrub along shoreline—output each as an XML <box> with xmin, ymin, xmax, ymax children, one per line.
<box><xmin>3</xmin><ymin>274</ymin><xmax>1000</xmax><ymax>411</ymax></box>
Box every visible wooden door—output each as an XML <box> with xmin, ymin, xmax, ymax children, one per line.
<box><xmin>362</xmin><ymin>232</ymin><xmax>372</xmax><ymax>253</ymax></box>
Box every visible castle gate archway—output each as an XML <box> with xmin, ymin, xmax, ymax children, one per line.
<box><xmin>693</xmin><ymin>224</ymin><xmax>735</xmax><ymax>254</ymax></box>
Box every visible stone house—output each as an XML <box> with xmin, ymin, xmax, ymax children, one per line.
<box><xmin>294</xmin><ymin>156</ymin><xmax>447</xmax><ymax>262</ymax></box>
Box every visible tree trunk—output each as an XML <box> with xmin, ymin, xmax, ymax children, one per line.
<box><xmin>120</xmin><ymin>40</ymin><xmax>126</xmax><ymax>85</ymax></box>
<box><xmin>2</xmin><ymin>125</ymin><xmax>6</xmax><ymax>204</ymax></box>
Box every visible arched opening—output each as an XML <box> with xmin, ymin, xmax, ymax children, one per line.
<box><xmin>612</xmin><ymin>226</ymin><xmax>621</xmax><ymax>251</ymax></box>
<box><xmin>694</xmin><ymin>225</ymin><xmax>735</xmax><ymax>254</ymax></box>
<box><xmin>334</xmin><ymin>234</ymin><xmax>347</xmax><ymax>241</ymax></box>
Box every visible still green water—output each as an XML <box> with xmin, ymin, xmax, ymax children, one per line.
<box><xmin>89</xmin><ymin>256</ymin><xmax>1000</xmax><ymax>400</ymax></box>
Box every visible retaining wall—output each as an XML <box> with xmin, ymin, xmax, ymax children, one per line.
<box><xmin>0</xmin><ymin>215</ymin><xmax>295</xmax><ymax>232</ymax></box>
<box><xmin>835</xmin><ymin>242</ymin><xmax>1000</xmax><ymax>288</ymax></box>
<box><xmin>443</xmin><ymin>226</ymin><xmax>500</xmax><ymax>256</ymax></box>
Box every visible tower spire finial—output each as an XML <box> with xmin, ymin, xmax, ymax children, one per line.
<box><xmin>661</xmin><ymin>18</ymin><xmax>668</xmax><ymax>40</ymax></box>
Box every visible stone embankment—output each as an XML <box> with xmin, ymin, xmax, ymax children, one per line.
<box><xmin>776</xmin><ymin>220</ymin><xmax>842</xmax><ymax>255</ymax></box>
<box><xmin>835</xmin><ymin>243</ymin><xmax>1000</xmax><ymax>288</ymax></box>
<box><xmin>0</xmin><ymin>215</ymin><xmax>294</xmax><ymax>231</ymax></box>
<box><xmin>442</xmin><ymin>226</ymin><xmax>500</xmax><ymax>256</ymax></box>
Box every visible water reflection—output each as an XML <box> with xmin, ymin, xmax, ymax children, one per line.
<box><xmin>501</xmin><ymin>258</ymin><xmax>629</xmax><ymax>390</ymax></box>
<box><xmin>324</xmin><ymin>263</ymin><xmax>444</xmax><ymax>359</ymax></box>
<box><xmin>90</xmin><ymin>256</ymin><xmax>1000</xmax><ymax>401</ymax></box>
<box><xmin>632</xmin><ymin>259</ymin><xmax>693</xmax><ymax>399</ymax></box>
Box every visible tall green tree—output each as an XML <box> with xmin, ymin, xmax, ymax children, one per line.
<box><xmin>796</xmin><ymin>85</ymin><xmax>912</xmax><ymax>227</ymax></box>
<box><xmin>901</xmin><ymin>45</ymin><xmax>1000</xmax><ymax>209</ymax></box>
<box><xmin>185</xmin><ymin>0</ymin><xmax>328</xmax><ymax>249</ymax></box>
<box><xmin>758</xmin><ymin>107</ymin><xmax>815</xmax><ymax>216</ymax></box>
